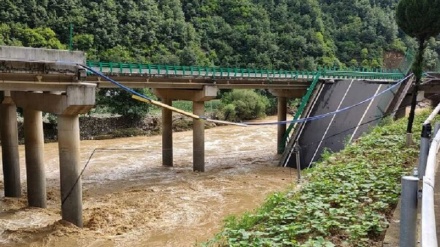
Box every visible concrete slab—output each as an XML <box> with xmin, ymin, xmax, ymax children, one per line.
<box><xmin>285</xmin><ymin>79</ymin><xmax>398</xmax><ymax>169</ymax></box>
<box><xmin>0</xmin><ymin>46</ymin><xmax>85</xmax><ymax>64</ymax></box>
<box><xmin>0</xmin><ymin>46</ymin><xmax>85</xmax><ymax>76</ymax></box>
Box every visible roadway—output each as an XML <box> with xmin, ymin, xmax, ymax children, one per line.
<box><xmin>283</xmin><ymin>79</ymin><xmax>399</xmax><ymax>169</ymax></box>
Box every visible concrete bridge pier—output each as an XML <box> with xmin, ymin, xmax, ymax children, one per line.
<box><xmin>12</xmin><ymin>86</ymin><xmax>95</xmax><ymax>227</ymax></box>
<box><xmin>23</xmin><ymin>109</ymin><xmax>46</xmax><ymax>207</ymax></box>
<box><xmin>153</xmin><ymin>86</ymin><xmax>218</xmax><ymax>172</ymax></box>
<box><xmin>270</xmin><ymin>89</ymin><xmax>306</xmax><ymax>154</ymax></box>
<box><xmin>58</xmin><ymin>115</ymin><xmax>82</xmax><ymax>227</ymax></box>
<box><xmin>193</xmin><ymin>101</ymin><xmax>205</xmax><ymax>172</ymax></box>
<box><xmin>162</xmin><ymin>98</ymin><xmax>173</xmax><ymax>167</ymax></box>
<box><xmin>0</xmin><ymin>46</ymin><xmax>95</xmax><ymax>227</ymax></box>
<box><xmin>0</xmin><ymin>92</ymin><xmax>21</xmax><ymax>197</ymax></box>
<box><xmin>277</xmin><ymin>96</ymin><xmax>287</xmax><ymax>154</ymax></box>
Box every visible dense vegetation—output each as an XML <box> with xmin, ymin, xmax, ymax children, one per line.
<box><xmin>396</xmin><ymin>0</ymin><xmax>440</xmax><ymax>134</ymax></box>
<box><xmin>1</xmin><ymin>0</ymin><xmax>439</xmax><ymax>70</ymax></box>
<box><xmin>204</xmin><ymin>111</ymin><xmax>429</xmax><ymax>246</ymax></box>
<box><xmin>217</xmin><ymin>90</ymin><xmax>270</xmax><ymax>121</ymax></box>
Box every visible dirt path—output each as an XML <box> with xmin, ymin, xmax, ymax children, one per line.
<box><xmin>0</xmin><ymin>116</ymin><xmax>296</xmax><ymax>247</ymax></box>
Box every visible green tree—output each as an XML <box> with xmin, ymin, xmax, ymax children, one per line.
<box><xmin>96</xmin><ymin>88</ymin><xmax>152</xmax><ymax>120</ymax></box>
<box><xmin>396</xmin><ymin>0</ymin><xmax>440</xmax><ymax>134</ymax></box>
<box><xmin>219</xmin><ymin>89</ymin><xmax>269</xmax><ymax>121</ymax></box>
<box><xmin>73</xmin><ymin>34</ymin><xmax>94</xmax><ymax>51</ymax></box>
<box><xmin>7</xmin><ymin>25</ymin><xmax>65</xmax><ymax>49</ymax></box>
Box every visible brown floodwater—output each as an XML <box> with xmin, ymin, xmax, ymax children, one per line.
<box><xmin>0</xmin><ymin>116</ymin><xmax>296</xmax><ymax>247</ymax></box>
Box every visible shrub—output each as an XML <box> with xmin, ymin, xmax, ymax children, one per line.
<box><xmin>219</xmin><ymin>90</ymin><xmax>269</xmax><ymax>121</ymax></box>
<box><xmin>96</xmin><ymin>88</ymin><xmax>154</xmax><ymax>120</ymax></box>
<box><xmin>222</xmin><ymin>104</ymin><xmax>238</xmax><ymax>121</ymax></box>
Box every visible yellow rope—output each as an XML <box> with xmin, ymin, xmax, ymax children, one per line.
<box><xmin>131</xmin><ymin>95</ymin><xmax>247</xmax><ymax>127</ymax></box>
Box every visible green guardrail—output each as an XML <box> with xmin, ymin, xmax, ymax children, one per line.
<box><xmin>86</xmin><ymin>61</ymin><xmax>405</xmax><ymax>81</ymax></box>
<box><xmin>278</xmin><ymin>72</ymin><xmax>321</xmax><ymax>153</ymax></box>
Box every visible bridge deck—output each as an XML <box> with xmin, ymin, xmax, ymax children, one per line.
<box><xmin>0</xmin><ymin>55</ymin><xmax>404</xmax><ymax>91</ymax></box>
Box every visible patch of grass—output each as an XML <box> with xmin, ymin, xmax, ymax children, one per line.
<box><xmin>204</xmin><ymin>110</ymin><xmax>432</xmax><ymax>247</ymax></box>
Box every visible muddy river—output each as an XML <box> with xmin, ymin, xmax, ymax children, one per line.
<box><xmin>0</xmin><ymin>116</ymin><xmax>296</xmax><ymax>247</ymax></box>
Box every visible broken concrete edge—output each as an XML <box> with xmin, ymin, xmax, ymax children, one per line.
<box><xmin>0</xmin><ymin>46</ymin><xmax>85</xmax><ymax>65</ymax></box>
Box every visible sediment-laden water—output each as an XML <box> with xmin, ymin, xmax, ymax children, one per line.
<box><xmin>0</xmin><ymin>116</ymin><xmax>296</xmax><ymax>247</ymax></box>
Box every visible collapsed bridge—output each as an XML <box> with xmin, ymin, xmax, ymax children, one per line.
<box><xmin>0</xmin><ymin>46</ymin><xmax>431</xmax><ymax>227</ymax></box>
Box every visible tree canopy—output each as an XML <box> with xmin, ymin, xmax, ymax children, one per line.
<box><xmin>396</xmin><ymin>0</ymin><xmax>440</xmax><ymax>134</ymax></box>
<box><xmin>396</xmin><ymin>0</ymin><xmax>440</xmax><ymax>41</ymax></box>
<box><xmin>2</xmin><ymin>0</ymin><xmax>435</xmax><ymax>70</ymax></box>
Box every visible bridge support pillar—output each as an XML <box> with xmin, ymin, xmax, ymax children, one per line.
<box><xmin>0</xmin><ymin>93</ymin><xmax>21</xmax><ymax>197</ymax></box>
<box><xmin>24</xmin><ymin>109</ymin><xmax>46</xmax><ymax>207</ymax></box>
<box><xmin>269</xmin><ymin>89</ymin><xmax>306</xmax><ymax>154</ymax></box>
<box><xmin>0</xmin><ymin>46</ymin><xmax>93</xmax><ymax>227</ymax></box>
<box><xmin>193</xmin><ymin>101</ymin><xmax>205</xmax><ymax>172</ymax></box>
<box><xmin>58</xmin><ymin>114</ymin><xmax>82</xmax><ymax>227</ymax></box>
<box><xmin>162</xmin><ymin>98</ymin><xmax>173</xmax><ymax>167</ymax></box>
<box><xmin>12</xmin><ymin>87</ymin><xmax>94</xmax><ymax>227</ymax></box>
<box><xmin>153</xmin><ymin>86</ymin><xmax>217</xmax><ymax>172</ymax></box>
<box><xmin>277</xmin><ymin>97</ymin><xmax>287</xmax><ymax>154</ymax></box>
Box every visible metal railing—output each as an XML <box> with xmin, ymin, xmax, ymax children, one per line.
<box><xmin>85</xmin><ymin>61</ymin><xmax>404</xmax><ymax>81</ymax></box>
<box><xmin>401</xmin><ymin>103</ymin><xmax>440</xmax><ymax>247</ymax></box>
<box><xmin>279</xmin><ymin>72</ymin><xmax>321</xmax><ymax>154</ymax></box>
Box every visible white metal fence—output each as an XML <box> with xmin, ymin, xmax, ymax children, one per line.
<box><xmin>401</xmin><ymin>103</ymin><xmax>440</xmax><ymax>247</ymax></box>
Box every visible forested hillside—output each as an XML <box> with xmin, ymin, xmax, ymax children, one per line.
<box><xmin>0</xmin><ymin>0</ymin><xmax>439</xmax><ymax>70</ymax></box>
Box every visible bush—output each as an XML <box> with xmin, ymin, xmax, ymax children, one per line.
<box><xmin>255</xmin><ymin>89</ymin><xmax>277</xmax><ymax>115</ymax></box>
<box><xmin>219</xmin><ymin>90</ymin><xmax>269</xmax><ymax>121</ymax></box>
<box><xmin>222</xmin><ymin>104</ymin><xmax>238</xmax><ymax>121</ymax></box>
<box><xmin>96</xmin><ymin>88</ymin><xmax>154</xmax><ymax>120</ymax></box>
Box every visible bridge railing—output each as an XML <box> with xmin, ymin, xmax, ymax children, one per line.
<box><xmin>87</xmin><ymin>61</ymin><xmax>315</xmax><ymax>80</ymax></box>
<box><xmin>320</xmin><ymin>68</ymin><xmax>403</xmax><ymax>80</ymax></box>
<box><xmin>86</xmin><ymin>61</ymin><xmax>405</xmax><ymax>81</ymax></box>
<box><xmin>279</xmin><ymin>72</ymin><xmax>321</xmax><ymax>154</ymax></box>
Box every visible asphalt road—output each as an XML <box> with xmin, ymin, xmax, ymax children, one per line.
<box><xmin>286</xmin><ymin>79</ymin><xmax>397</xmax><ymax>169</ymax></box>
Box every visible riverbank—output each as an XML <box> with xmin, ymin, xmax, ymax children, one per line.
<box><xmin>15</xmin><ymin>114</ymin><xmax>217</xmax><ymax>144</ymax></box>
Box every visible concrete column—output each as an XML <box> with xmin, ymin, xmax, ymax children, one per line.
<box><xmin>162</xmin><ymin>98</ymin><xmax>173</xmax><ymax>167</ymax></box>
<box><xmin>58</xmin><ymin>115</ymin><xmax>82</xmax><ymax>227</ymax></box>
<box><xmin>193</xmin><ymin>101</ymin><xmax>205</xmax><ymax>172</ymax></box>
<box><xmin>24</xmin><ymin>109</ymin><xmax>46</xmax><ymax>207</ymax></box>
<box><xmin>0</xmin><ymin>96</ymin><xmax>21</xmax><ymax>197</ymax></box>
<box><xmin>277</xmin><ymin>97</ymin><xmax>287</xmax><ymax>154</ymax></box>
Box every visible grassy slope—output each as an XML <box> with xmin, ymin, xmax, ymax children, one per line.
<box><xmin>205</xmin><ymin>111</ymin><xmax>432</xmax><ymax>247</ymax></box>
